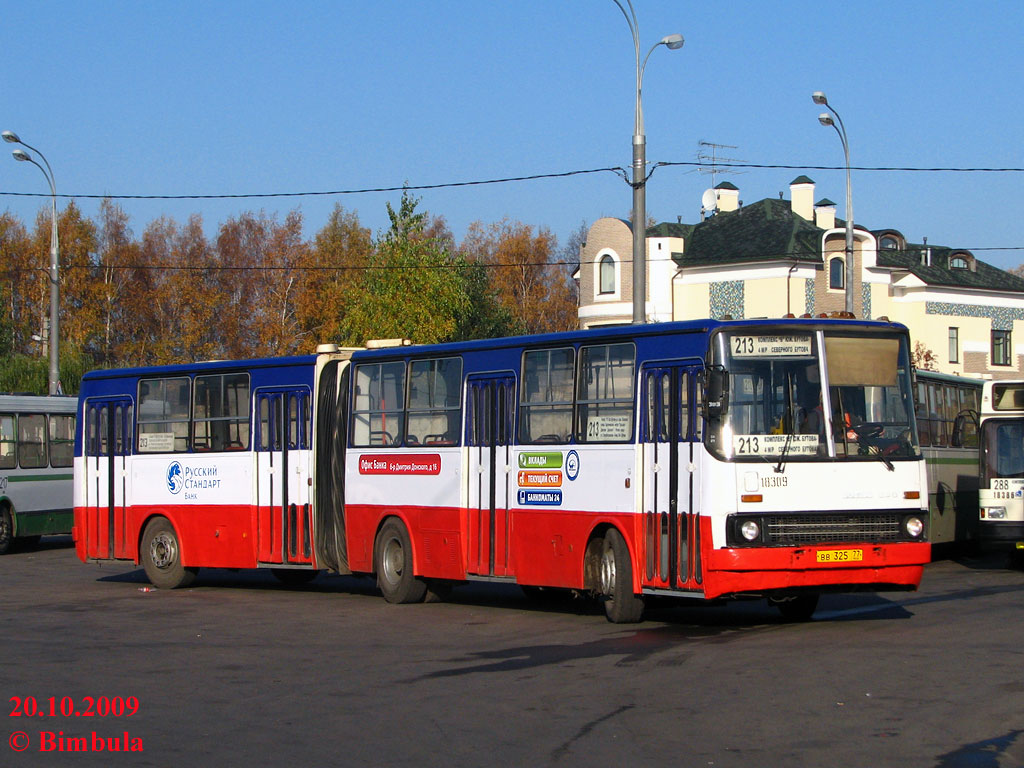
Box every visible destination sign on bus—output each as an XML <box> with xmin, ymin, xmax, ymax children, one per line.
<box><xmin>731</xmin><ymin>335</ymin><xmax>813</xmax><ymax>358</ymax></box>
<box><xmin>733</xmin><ymin>434</ymin><xmax>819</xmax><ymax>456</ymax></box>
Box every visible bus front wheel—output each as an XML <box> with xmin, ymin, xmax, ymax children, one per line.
<box><xmin>140</xmin><ymin>517</ymin><xmax>198</xmax><ymax>589</ymax></box>
<box><xmin>771</xmin><ymin>594</ymin><xmax>819</xmax><ymax>622</ymax></box>
<box><xmin>598</xmin><ymin>528</ymin><xmax>644</xmax><ymax>624</ymax></box>
<box><xmin>0</xmin><ymin>507</ymin><xmax>12</xmax><ymax>555</ymax></box>
<box><xmin>375</xmin><ymin>519</ymin><xmax>427</xmax><ymax>604</ymax></box>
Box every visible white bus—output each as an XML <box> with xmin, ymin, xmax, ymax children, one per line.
<box><xmin>0</xmin><ymin>395</ymin><xmax>77</xmax><ymax>554</ymax></box>
<box><xmin>976</xmin><ymin>380</ymin><xmax>1024</xmax><ymax>549</ymax></box>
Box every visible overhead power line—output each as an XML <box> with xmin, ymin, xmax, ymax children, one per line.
<box><xmin>0</xmin><ymin>160</ymin><xmax>1022</xmax><ymax>202</ymax></box>
<box><xmin>6</xmin><ymin>248</ymin><xmax>1024</xmax><ymax>276</ymax></box>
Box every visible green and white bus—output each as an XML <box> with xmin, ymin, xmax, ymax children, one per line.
<box><xmin>0</xmin><ymin>395</ymin><xmax>77</xmax><ymax>554</ymax></box>
<box><xmin>914</xmin><ymin>370</ymin><xmax>983</xmax><ymax>552</ymax></box>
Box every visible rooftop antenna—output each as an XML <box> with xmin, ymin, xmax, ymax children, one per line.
<box><xmin>697</xmin><ymin>140</ymin><xmax>744</xmax><ymax>190</ymax></box>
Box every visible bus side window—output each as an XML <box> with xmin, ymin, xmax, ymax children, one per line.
<box><xmin>18</xmin><ymin>413</ymin><xmax>47</xmax><ymax>469</ymax></box>
<box><xmin>958</xmin><ymin>385</ymin><xmax>979</xmax><ymax>448</ymax></box>
<box><xmin>915</xmin><ymin>380</ymin><xmax>931</xmax><ymax>447</ymax></box>
<box><xmin>49</xmin><ymin>415</ymin><xmax>74</xmax><ymax>468</ymax></box>
<box><xmin>519</xmin><ymin>347</ymin><xmax>574</xmax><ymax>444</ymax></box>
<box><xmin>0</xmin><ymin>414</ymin><xmax>15</xmax><ymax>469</ymax></box>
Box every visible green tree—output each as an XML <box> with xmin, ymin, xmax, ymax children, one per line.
<box><xmin>343</xmin><ymin>191</ymin><xmax>469</xmax><ymax>345</ymax></box>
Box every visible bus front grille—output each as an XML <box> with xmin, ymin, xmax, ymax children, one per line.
<box><xmin>763</xmin><ymin>513</ymin><xmax>904</xmax><ymax>545</ymax></box>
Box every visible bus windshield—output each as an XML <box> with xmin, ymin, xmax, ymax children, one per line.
<box><xmin>707</xmin><ymin>330</ymin><xmax>920</xmax><ymax>462</ymax></box>
<box><xmin>981</xmin><ymin>419</ymin><xmax>1024</xmax><ymax>482</ymax></box>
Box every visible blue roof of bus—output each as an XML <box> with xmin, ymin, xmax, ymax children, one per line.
<box><xmin>80</xmin><ymin>354</ymin><xmax>320</xmax><ymax>381</ymax></box>
<box><xmin>347</xmin><ymin>317</ymin><xmax>908</xmax><ymax>361</ymax></box>
<box><xmin>79</xmin><ymin>317</ymin><xmax>908</xmax><ymax>379</ymax></box>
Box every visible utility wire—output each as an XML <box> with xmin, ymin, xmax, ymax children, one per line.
<box><xmin>6</xmin><ymin>248</ymin><xmax>1024</xmax><ymax>275</ymax></box>
<box><xmin>1</xmin><ymin>160</ymin><xmax>1023</xmax><ymax>202</ymax></box>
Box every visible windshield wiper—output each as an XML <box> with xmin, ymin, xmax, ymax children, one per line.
<box><xmin>852</xmin><ymin>431</ymin><xmax>894</xmax><ymax>471</ymax></box>
<box><xmin>774</xmin><ymin>431</ymin><xmax>793</xmax><ymax>473</ymax></box>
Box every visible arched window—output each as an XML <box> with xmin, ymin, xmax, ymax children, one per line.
<box><xmin>599</xmin><ymin>254</ymin><xmax>616</xmax><ymax>295</ymax></box>
<box><xmin>829</xmin><ymin>256</ymin><xmax>845</xmax><ymax>290</ymax></box>
<box><xmin>950</xmin><ymin>255</ymin><xmax>968</xmax><ymax>270</ymax></box>
<box><xmin>880</xmin><ymin>236</ymin><xmax>898</xmax><ymax>250</ymax></box>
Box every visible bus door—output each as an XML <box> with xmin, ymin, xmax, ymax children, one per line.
<box><xmin>255</xmin><ymin>389</ymin><xmax>313</xmax><ymax>566</ymax></box>
<box><xmin>466</xmin><ymin>374</ymin><xmax>516</xmax><ymax>577</ymax></box>
<box><xmin>83</xmin><ymin>398</ymin><xmax>133</xmax><ymax>560</ymax></box>
<box><xmin>641</xmin><ymin>364</ymin><xmax>703</xmax><ymax>591</ymax></box>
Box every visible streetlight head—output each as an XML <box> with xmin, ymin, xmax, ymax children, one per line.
<box><xmin>11</xmin><ymin>148</ymin><xmax>31</xmax><ymax>162</ymax></box>
<box><xmin>812</xmin><ymin>91</ymin><xmax>828</xmax><ymax>106</ymax></box>
<box><xmin>662</xmin><ymin>33</ymin><xmax>684</xmax><ymax>50</ymax></box>
<box><xmin>818</xmin><ymin>113</ymin><xmax>834</xmax><ymax>127</ymax></box>
<box><xmin>2</xmin><ymin>130</ymin><xmax>21</xmax><ymax>144</ymax></box>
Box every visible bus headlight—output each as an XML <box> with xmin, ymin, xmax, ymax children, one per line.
<box><xmin>982</xmin><ymin>507</ymin><xmax>1007</xmax><ymax>520</ymax></box>
<box><xmin>740</xmin><ymin>520</ymin><xmax>761</xmax><ymax>541</ymax></box>
<box><xmin>904</xmin><ymin>516</ymin><xmax>924</xmax><ymax>538</ymax></box>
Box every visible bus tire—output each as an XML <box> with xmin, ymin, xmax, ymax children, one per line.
<box><xmin>599</xmin><ymin>528</ymin><xmax>644</xmax><ymax>624</ymax></box>
<box><xmin>0</xmin><ymin>507</ymin><xmax>12</xmax><ymax>555</ymax></box>
<box><xmin>771</xmin><ymin>594</ymin><xmax>819</xmax><ymax>622</ymax></box>
<box><xmin>141</xmin><ymin>517</ymin><xmax>197</xmax><ymax>589</ymax></box>
<box><xmin>375</xmin><ymin>518</ymin><xmax>427</xmax><ymax>604</ymax></box>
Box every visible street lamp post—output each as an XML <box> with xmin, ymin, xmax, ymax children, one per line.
<box><xmin>4</xmin><ymin>130</ymin><xmax>61</xmax><ymax>394</ymax></box>
<box><xmin>812</xmin><ymin>91</ymin><xmax>855</xmax><ymax>316</ymax></box>
<box><xmin>612</xmin><ymin>0</ymin><xmax>683</xmax><ymax>325</ymax></box>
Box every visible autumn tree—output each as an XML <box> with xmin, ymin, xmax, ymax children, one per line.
<box><xmin>912</xmin><ymin>340</ymin><xmax>938</xmax><ymax>371</ymax></box>
<box><xmin>119</xmin><ymin>215</ymin><xmax>221</xmax><ymax>364</ymax></box>
<box><xmin>0</xmin><ymin>213</ymin><xmax>32</xmax><ymax>355</ymax></box>
<box><xmin>342</xmin><ymin>191</ymin><xmax>469</xmax><ymax>345</ymax></box>
<box><xmin>296</xmin><ymin>204</ymin><xmax>372</xmax><ymax>349</ymax></box>
<box><xmin>461</xmin><ymin>219</ymin><xmax>577</xmax><ymax>334</ymax></box>
<box><xmin>18</xmin><ymin>203</ymin><xmax>98</xmax><ymax>372</ymax></box>
<box><xmin>79</xmin><ymin>199</ymin><xmax>140</xmax><ymax>365</ymax></box>
<box><xmin>210</xmin><ymin>209</ymin><xmax>308</xmax><ymax>358</ymax></box>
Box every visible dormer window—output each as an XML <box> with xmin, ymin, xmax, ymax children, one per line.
<box><xmin>949</xmin><ymin>252</ymin><xmax>973</xmax><ymax>270</ymax></box>
<box><xmin>880</xmin><ymin>236</ymin><xmax>899</xmax><ymax>250</ymax></box>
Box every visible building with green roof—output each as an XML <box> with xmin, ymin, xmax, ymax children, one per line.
<box><xmin>577</xmin><ymin>177</ymin><xmax>1024</xmax><ymax>378</ymax></box>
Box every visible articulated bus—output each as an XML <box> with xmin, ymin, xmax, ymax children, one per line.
<box><xmin>913</xmin><ymin>370</ymin><xmax>983</xmax><ymax>552</ymax></box>
<box><xmin>976</xmin><ymin>380</ymin><xmax>1024</xmax><ymax>548</ymax></box>
<box><xmin>73</xmin><ymin>318</ymin><xmax>930</xmax><ymax>623</ymax></box>
<box><xmin>0</xmin><ymin>395</ymin><xmax>77</xmax><ymax>555</ymax></box>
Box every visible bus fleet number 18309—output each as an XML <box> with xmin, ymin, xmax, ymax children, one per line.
<box><xmin>73</xmin><ymin>318</ymin><xmax>930</xmax><ymax>623</ymax></box>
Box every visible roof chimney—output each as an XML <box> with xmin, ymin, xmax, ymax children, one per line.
<box><xmin>714</xmin><ymin>181</ymin><xmax>739</xmax><ymax>213</ymax></box>
<box><xmin>789</xmin><ymin>176</ymin><xmax>815</xmax><ymax>221</ymax></box>
<box><xmin>814</xmin><ymin>198</ymin><xmax>836</xmax><ymax>230</ymax></box>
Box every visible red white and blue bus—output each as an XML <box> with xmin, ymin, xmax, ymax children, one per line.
<box><xmin>74</xmin><ymin>318</ymin><xmax>930</xmax><ymax>622</ymax></box>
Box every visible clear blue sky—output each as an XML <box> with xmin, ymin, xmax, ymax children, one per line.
<box><xmin>3</xmin><ymin>0</ymin><xmax>1023</xmax><ymax>268</ymax></box>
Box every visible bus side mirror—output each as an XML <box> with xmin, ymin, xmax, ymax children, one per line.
<box><xmin>951</xmin><ymin>414</ymin><xmax>965</xmax><ymax>448</ymax></box>
<box><xmin>705</xmin><ymin>366</ymin><xmax>729</xmax><ymax>419</ymax></box>
<box><xmin>951</xmin><ymin>409</ymin><xmax>979</xmax><ymax>449</ymax></box>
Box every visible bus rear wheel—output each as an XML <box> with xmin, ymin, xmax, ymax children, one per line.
<box><xmin>375</xmin><ymin>519</ymin><xmax>426</xmax><ymax>604</ymax></box>
<box><xmin>598</xmin><ymin>528</ymin><xmax>644</xmax><ymax>624</ymax></box>
<box><xmin>140</xmin><ymin>517</ymin><xmax>198</xmax><ymax>589</ymax></box>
